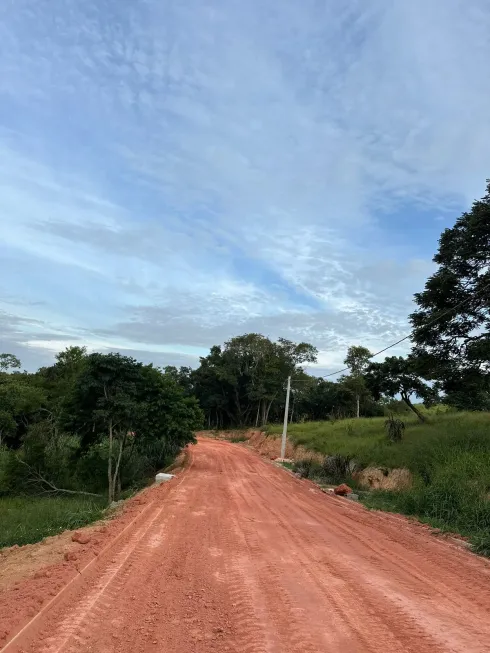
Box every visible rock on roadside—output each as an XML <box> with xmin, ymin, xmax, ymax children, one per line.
<box><xmin>334</xmin><ymin>484</ymin><xmax>353</xmax><ymax>496</ymax></box>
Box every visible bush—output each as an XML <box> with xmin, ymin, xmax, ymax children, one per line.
<box><xmin>321</xmin><ymin>454</ymin><xmax>354</xmax><ymax>483</ymax></box>
<box><xmin>385</xmin><ymin>416</ymin><xmax>405</xmax><ymax>442</ymax></box>
<box><xmin>229</xmin><ymin>434</ymin><xmax>249</xmax><ymax>443</ymax></box>
<box><xmin>293</xmin><ymin>458</ymin><xmax>321</xmax><ymax>479</ymax></box>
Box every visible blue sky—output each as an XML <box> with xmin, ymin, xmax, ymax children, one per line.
<box><xmin>1</xmin><ymin>0</ymin><xmax>489</xmax><ymax>373</ymax></box>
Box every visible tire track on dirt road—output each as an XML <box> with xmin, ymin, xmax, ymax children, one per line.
<box><xmin>2</xmin><ymin>438</ymin><xmax>490</xmax><ymax>653</ymax></box>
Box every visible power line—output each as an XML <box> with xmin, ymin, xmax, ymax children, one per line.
<box><xmin>294</xmin><ymin>279</ymin><xmax>490</xmax><ymax>381</ymax></box>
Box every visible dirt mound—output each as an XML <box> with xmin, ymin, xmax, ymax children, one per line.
<box><xmin>240</xmin><ymin>430</ymin><xmax>324</xmax><ymax>463</ymax></box>
<box><xmin>356</xmin><ymin>466</ymin><xmax>413</xmax><ymax>490</ymax></box>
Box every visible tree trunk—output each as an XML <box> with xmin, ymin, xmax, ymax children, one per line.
<box><xmin>255</xmin><ymin>402</ymin><xmax>260</xmax><ymax>427</ymax></box>
<box><xmin>290</xmin><ymin>395</ymin><xmax>295</xmax><ymax>423</ymax></box>
<box><xmin>402</xmin><ymin>392</ymin><xmax>426</xmax><ymax>423</ymax></box>
<box><xmin>264</xmin><ymin>398</ymin><xmax>274</xmax><ymax>426</ymax></box>
<box><xmin>112</xmin><ymin>436</ymin><xmax>125</xmax><ymax>502</ymax></box>
<box><xmin>356</xmin><ymin>394</ymin><xmax>360</xmax><ymax>418</ymax></box>
<box><xmin>261</xmin><ymin>401</ymin><xmax>267</xmax><ymax>426</ymax></box>
<box><xmin>107</xmin><ymin>419</ymin><xmax>114</xmax><ymax>505</ymax></box>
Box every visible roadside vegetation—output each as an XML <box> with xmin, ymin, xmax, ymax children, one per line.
<box><xmin>0</xmin><ymin>349</ymin><xmax>203</xmax><ymax>547</ymax></box>
<box><xmin>0</xmin><ymin>496</ymin><xmax>106</xmax><ymax>548</ymax></box>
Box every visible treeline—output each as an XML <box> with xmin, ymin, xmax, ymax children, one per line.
<box><xmin>0</xmin><ymin>350</ymin><xmax>203</xmax><ymax>504</ymax></box>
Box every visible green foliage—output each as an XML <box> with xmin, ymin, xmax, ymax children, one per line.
<box><xmin>365</xmin><ymin>355</ymin><xmax>438</xmax><ymax>422</ymax></box>
<box><xmin>344</xmin><ymin>345</ymin><xmax>372</xmax><ymax>376</ymax></box>
<box><xmin>0</xmin><ymin>346</ymin><xmax>202</xmax><ymax>534</ymax></box>
<box><xmin>268</xmin><ymin>411</ymin><xmax>490</xmax><ymax>472</ymax></box>
<box><xmin>67</xmin><ymin>353</ymin><xmax>201</xmax><ymax>504</ymax></box>
<box><xmin>0</xmin><ymin>496</ymin><xmax>105</xmax><ymax>548</ymax></box>
<box><xmin>410</xmin><ymin>180</ymin><xmax>490</xmax><ymax>410</ymax></box>
<box><xmin>0</xmin><ymin>353</ymin><xmax>21</xmax><ymax>372</ymax></box>
<box><xmin>0</xmin><ymin>372</ymin><xmax>46</xmax><ymax>448</ymax></box>
<box><xmin>343</xmin><ymin>345</ymin><xmax>373</xmax><ymax>418</ymax></box>
<box><xmin>192</xmin><ymin>334</ymin><xmax>317</xmax><ymax>428</ymax></box>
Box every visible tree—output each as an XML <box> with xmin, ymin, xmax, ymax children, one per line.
<box><xmin>35</xmin><ymin>346</ymin><xmax>89</xmax><ymax>438</ymax></box>
<box><xmin>293</xmin><ymin>377</ymin><xmax>356</xmax><ymax>421</ymax></box>
<box><xmin>344</xmin><ymin>345</ymin><xmax>372</xmax><ymax>418</ymax></box>
<box><xmin>67</xmin><ymin>353</ymin><xmax>147</xmax><ymax>504</ymax></box>
<box><xmin>365</xmin><ymin>356</ymin><xmax>438</xmax><ymax>422</ymax></box>
<box><xmin>0</xmin><ymin>353</ymin><xmax>21</xmax><ymax>372</ymax></box>
<box><xmin>0</xmin><ymin>375</ymin><xmax>46</xmax><ymax>447</ymax></box>
<box><xmin>192</xmin><ymin>334</ymin><xmax>317</xmax><ymax>428</ymax></box>
<box><xmin>55</xmin><ymin>346</ymin><xmax>87</xmax><ymax>378</ymax></box>
<box><xmin>410</xmin><ymin>181</ymin><xmax>490</xmax><ymax>410</ymax></box>
<box><xmin>67</xmin><ymin>353</ymin><xmax>201</xmax><ymax>504</ymax></box>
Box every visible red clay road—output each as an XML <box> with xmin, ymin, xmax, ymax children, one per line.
<box><xmin>3</xmin><ymin>438</ymin><xmax>490</xmax><ymax>653</ymax></box>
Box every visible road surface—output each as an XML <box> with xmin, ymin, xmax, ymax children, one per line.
<box><xmin>3</xmin><ymin>438</ymin><xmax>490</xmax><ymax>653</ymax></box>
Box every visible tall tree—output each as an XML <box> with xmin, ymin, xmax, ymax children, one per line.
<box><xmin>365</xmin><ymin>356</ymin><xmax>437</xmax><ymax>422</ymax></box>
<box><xmin>0</xmin><ymin>353</ymin><xmax>21</xmax><ymax>372</ymax></box>
<box><xmin>0</xmin><ymin>368</ymin><xmax>46</xmax><ymax>448</ymax></box>
<box><xmin>67</xmin><ymin>353</ymin><xmax>201</xmax><ymax>504</ymax></box>
<box><xmin>344</xmin><ymin>345</ymin><xmax>372</xmax><ymax>418</ymax></box>
<box><xmin>68</xmin><ymin>353</ymin><xmax>145</xmax><ymax>504</ymax></box>
<box><xmin>410</xmin><ymin>181</ymin><xmax>490</xmax><ymax>410</ymax></box>
<box><xmin>192</xmin><ymin>334</ymin><xmax>317</xmax><ymax>428</ymax></box>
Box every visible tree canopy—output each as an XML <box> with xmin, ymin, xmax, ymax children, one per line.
<box><xmin>191</xmin><ymin>334</ymin><xmax>318</xmax><ymax>428</ymax></box>
<box><xmin>365</xmin><ymin>356</ymin><xmax>437</xmax><ymax>422</ymax></box>
<box><xmin>410</xmin><ymin>180</ymin><xmax>490</xmax><ymax>410</ymax></box>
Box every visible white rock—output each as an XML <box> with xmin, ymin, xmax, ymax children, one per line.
<box><xmin>155</xmin><ymin>472</ymin><xmax>174</xmax><ymax>483</ymax></box>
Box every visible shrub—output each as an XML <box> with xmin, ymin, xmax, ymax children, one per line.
<box><xmin>293</xmin><ymin>458</ymin><xmax>321</xmax><ymax>479</ymax></box>
<box><xmin>385</xmin><ymin>416</ymin><xmax>405</xmax><ymax>442</ymax></box>
<box><xmin>321</xmin><ymin>454</ymin><xmax>353</xmax><ymax>483</ymax></box>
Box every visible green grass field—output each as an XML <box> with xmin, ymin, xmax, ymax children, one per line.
<box><xmin>0</xmin><ymin>496</ymin><xmax>106</xmax><ymax>548</ymax></box>
<box><xmin>267</xmin><ymin>411</ymin><xmax>490</xmax><ymax>554</ymax></box>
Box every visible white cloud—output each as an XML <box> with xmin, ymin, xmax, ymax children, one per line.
<box><xmin>0</xmin><ymin>0</ymin><xmax>488</xmax><ymax>370</ymax></box>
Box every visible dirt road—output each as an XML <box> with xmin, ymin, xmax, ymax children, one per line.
<box><xmin>3</xmin><ymin>438</ymin><xmax>490</xmax><ymax>653</ymax></box>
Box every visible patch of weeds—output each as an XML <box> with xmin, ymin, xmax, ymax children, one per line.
<box><xmin>0</xmin><ymin>496</ymin><xmax>105</xmax><ymax>548</ymax></box>
<box><xmin>385</xmin><ymin>415</ymin><xmax>405</xmax><ymax>442</ymax></box>
<box><xmin>293</xmin><ymin>458</ymin><xmax>321</xmax><ymax>479</ymax></box>
<box><xmin>229</xmin><ymin>434</ymin><xmax>249</xmax><ymax>443</ymax></box>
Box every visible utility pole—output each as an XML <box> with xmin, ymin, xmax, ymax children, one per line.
<box><xmin>280</xmin><ymin>375</ymin><xmax>291</xmax><ymax>459</ymax></box>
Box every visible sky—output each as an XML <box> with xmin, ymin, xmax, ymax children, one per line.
<box><xmin>1</xmin><ymin>0</ymin><xmax>489</xmax><ymax>375</ymax></box>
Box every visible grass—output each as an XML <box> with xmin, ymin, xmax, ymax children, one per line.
<box><xmin>0</xmin><ymin>495</ymin><xmax>106</xmax><ymax>549</ymax></box>
<box><xmin>267</xmin><ymin>411</ymin><xmax>490</xmax><ymax>554</ymax></box>
<box><xmin>228</xmin><ymin>434</ymin><xmax>249</xmax><ymax>443</ymax></box>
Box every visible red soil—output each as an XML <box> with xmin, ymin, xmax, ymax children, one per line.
<box><xmin>1</xmin><ymin>438</ymin><xmax>490</xmax><ymax>652</ymax></box>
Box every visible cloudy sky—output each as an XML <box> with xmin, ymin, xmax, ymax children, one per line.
<box><xmin>1</xmin><ymin>0</ymin><xmax>489</xmax><ymax>373</ymax></box>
